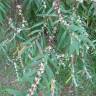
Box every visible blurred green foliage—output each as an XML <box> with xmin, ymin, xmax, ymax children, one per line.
<box><xmin>0</xmin><ymin>0</ymin><xmax>96</xmax><ymax>96</ymax></box>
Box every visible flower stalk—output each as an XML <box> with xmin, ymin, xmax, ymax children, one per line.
<box><xmin>27</xmin><ymin>63</ymin><xmax>45</xmax><ymax>96</ymax></box>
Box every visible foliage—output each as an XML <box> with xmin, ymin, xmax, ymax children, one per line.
<box><xmin>0</xmin><ymin>0</ymin><xmax>96</xmax><ymax>96</ymax></box>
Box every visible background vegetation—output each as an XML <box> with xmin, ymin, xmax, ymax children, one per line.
<box><xmin>0</xmin><ymin>0</ymin><xmax>96</xmax><ymax>96</ymax></box>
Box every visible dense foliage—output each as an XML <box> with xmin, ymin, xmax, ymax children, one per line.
<box><xmin>0</xmin><ymin>0</ymin><xmax>96</xmax><ymax>96</ymax></box>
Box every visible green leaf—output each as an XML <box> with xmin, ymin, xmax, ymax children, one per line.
<box><xmin>6</xmin><ymin>89</ymin><xmax>23</xmax><ymax>96</ymax></box>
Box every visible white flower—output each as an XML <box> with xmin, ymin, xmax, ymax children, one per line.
<box><xmin>37</xmin><ymin>71</ymin><xmax>41</xmax><ymax>76</ymax></box>
<box><xmin>47</xmin><ymin>45</ymin><xmax>52</xmax><ymax>50</ymax></box>
<box><xmin>86</xmin><ymin>45</ymin><xmax>89</xmax><ymax>50</ymax></box>
<box><xmin>16</xmin><ymin>5</ymin><xmax>21</xmax><ymax>9</ymax></box>
<box><xmin>22</xmin><ymin>24</ymin><xmax>25</xmax><ymax>27</ymax></box>
<box><xmin>34</xmin><ymin>77</ymin><xmax>40</xmax><ymax>85</ymax></box>
<box><xmin>17</xmin><ymin>28</ymin><xmax>22</xmax><ymax>33</ymax></box>
<box><xmin>76</xmin><ymin>0</ymin><xmax>83</xmax><ymax>3</ymax></box>
<box><xmin>91</xmin><ymin>0</ymin><xmax>96</xmax><ymax>2</ymax></box>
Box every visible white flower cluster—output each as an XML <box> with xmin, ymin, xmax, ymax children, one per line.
<box><xmin>91</xmin><ymin>0</ymin><xmax>96</xmax><ymax>2</ymax></box>
<box><xmin>8</xmin><ymin>18</ymin><xmax>15</xmax><ymax>30</ymax></box>
<box><xmin>56</xmin><ymin>54</ymin><xmax>64</xmax><ymax>59</ymax></box>
<box><xmin>42</xmin><ymin>0</ymin><xmax>46</xmax><ymax>8</ymax></box>
<box><xmin>51</xmin><ymin>79</ymin><xmax>56</xmax><ymax>96</ymax></box>
<box><xmin>8</xmin><ymin>18</ymin><xmax>22</xmax><ymax>33</ymax></box>
<box><xmin>45</xmin><ymin>45</ymin><xmax>53</xmax><ymax>52</ymax></box>
<box><xmin>27</xmin><ymin>63</ymin><xmax>45</xmax><ymax>96</ymax></box>
<box><xmin>8</xmin><ymin>5</ymin><xmax>27</xmax><ymax>35</ymax></box>
<box><xmin>16</xmin><ymin>4</ymin><xmax>28</xmax><ymax>27</ymax></box>
<box><xmin>76</xmin><ymin>0</ymin><xmax>83</xmax><ymax>3</ymax></box>
<box><xmin>77</xmin><ymin>16</ymin><xmax>82</xmax><ymax>24</ymax></box>
<box><xmin>53</xmin><ymin>0</ymin><xmax>69</xmax><ymax>26</ymax></box>
<box><xmin>16</xmin><ymin>5</ymin><xmax>22</xmax><ymax>16</ymax></box>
